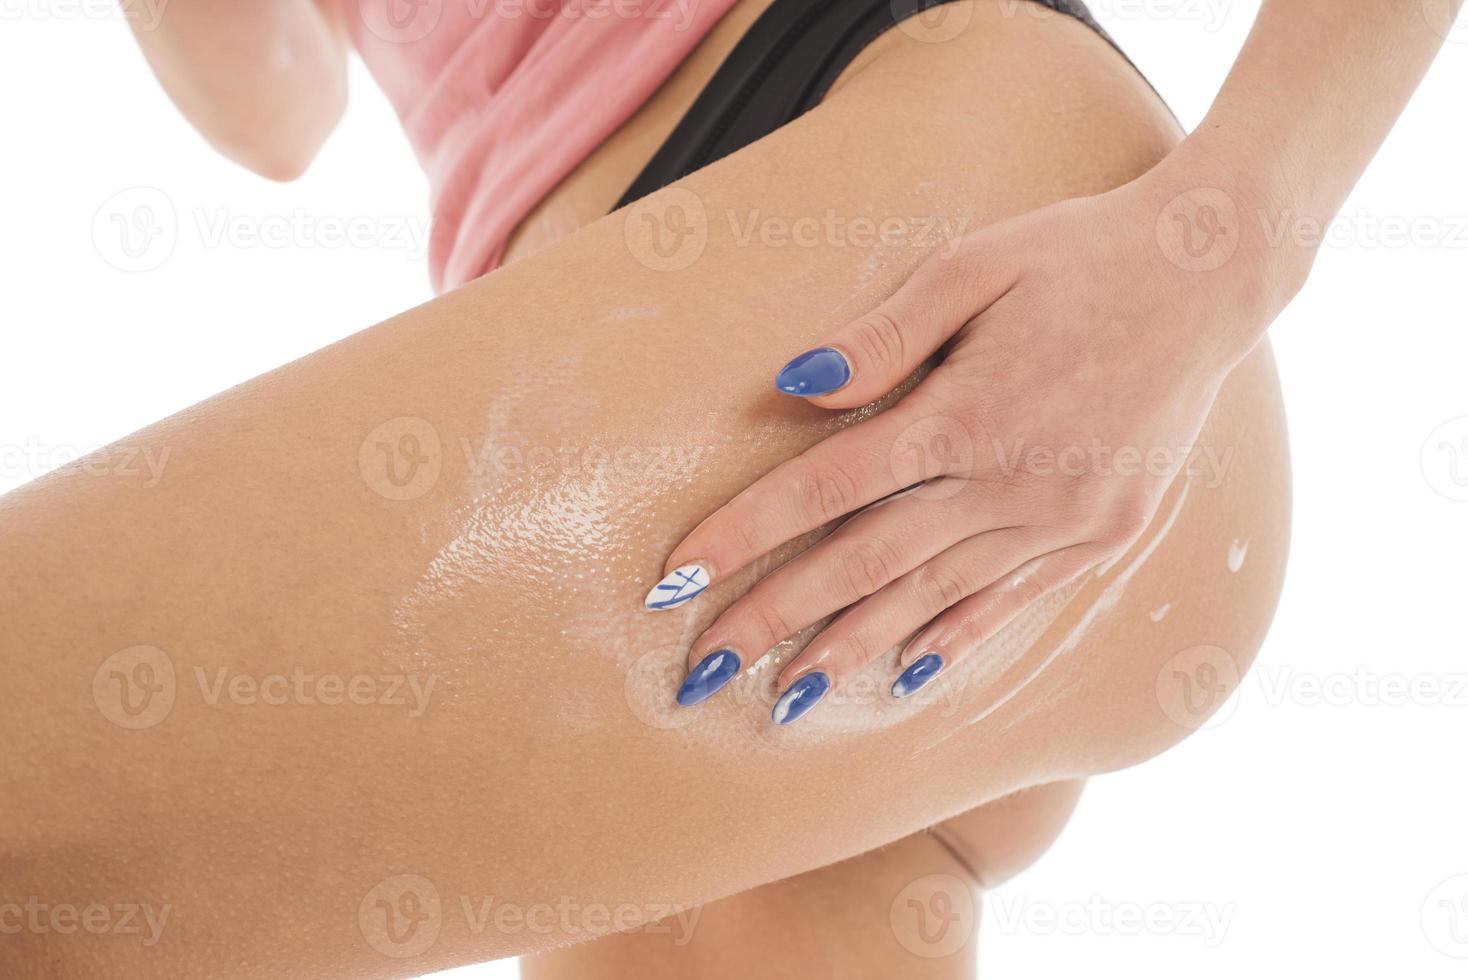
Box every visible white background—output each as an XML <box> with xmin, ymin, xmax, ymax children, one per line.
<box><xmin>2</xmin><ymin>1</ymin><xmax>1466</xmax><ymax>977</ymax></box>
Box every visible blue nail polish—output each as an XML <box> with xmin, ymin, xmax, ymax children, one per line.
<box><xmin>677</xmin><ymin>650</ymin><xmax>741</xmax><ymax>707</ymax></box>
<box><xmin>771</xmin><ymin>672</ymin><xmax>831</xmax><ymax>725</ymax></box>
<box><xmin>891</xmin><ymin>654</ymin><xmax>944</xmax><ymax>699</ymax></box>
<box><xmin>775</xmin><ymin>347</ymin><xmax>851</xmax><ymax>397</ymax></box>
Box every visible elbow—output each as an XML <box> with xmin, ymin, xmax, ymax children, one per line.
<box><xmin>229</xmin><ymin>114</ymin><xmax>343</xmax><ymax>184</ymax></box>
<box><xmin>237</xmin><ymin>140</ymin><xmax>322</xmax><ymax>184</ymax></box>
<box><xmin>216</xmin><ymin>79</ymin><xmax>347</xmax><ymax>183</ymax></box>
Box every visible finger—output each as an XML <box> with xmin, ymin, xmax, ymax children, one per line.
<box><xmin>773</xmin><ymin>236</ymin><xmax>1014</xmax><ymax>409</ymax></box>
<box><xmin>652</xmin><ymin>402</ymin><xmax>949</xmax><ymax>608</ymax></box>
<box><xmin>893</xmin><ymin>544</ymin><xmax>1105</xmax><ymax>697</ymax></box>
<box><xmin>675</xmin><ymin>482</ymin><xmax>988</xmax><ymax>705</ymax></box>
<box><xmin>765</xmin><ymin>528</ymin><xmax>1055</xmax><ymax>724</ymax></box>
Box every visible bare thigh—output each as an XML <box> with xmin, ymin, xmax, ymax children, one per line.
<box><xmin>521</xmin><ymin>781</ymin><xmax>1085</xmax><ymax>980</ymax></box>
<box><xmin>513</xmin><ymin>3</ymin><xmax>1285</xmax><ymax>974</ymax></box>
<box><xmin>0</xmin><ymin>5</ymin><xmax>1288</xmax><ymax>977</ymax></box>
<box><xmin>507</xmin><ymin>0</ymin><xmax>1297</xmax><ymax>962</ymax></box>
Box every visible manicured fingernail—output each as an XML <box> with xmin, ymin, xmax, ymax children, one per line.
<box><xmin>677</xmin><ymin>650</ymin><xmax>741</xmax><ymax>706</ymax></box>
<box><xmin>771</xmin><ymin>672</ymin><xmax>831</xmax><ymax>725</ymax></box>
<box><xmin>644</xmin><ymin>563</ymin><xmax>711</xmax><ymax>611</ymax></box>
<box><xmin>775</xmin><ymin>347</ymin><xmax>851</xmax><ymax>397</ymax></box>
<box><xmin>892</xmin><ymin>653</ymin><xmax>944</xmax><ymax>699</ymax></box>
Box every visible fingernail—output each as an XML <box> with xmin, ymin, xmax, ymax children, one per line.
<box><xmin>891</xmin><ymin>653</ymin><xmax>944</xmax><ymax>699</ymax></box>
<box><xmin>771</xmin><ymin>672</ymin><xmax>831</xmax><ymax>725</ymax></box>
<box><xmin>677</xmin><ymin>650</ymin><xmax>741</xmax><ymax>706</ymax></box>
<box><xmin>775</xmin><ymin>347</ymin><xmax>851</xmax><ymax>397</ymax></box>
<box><xmin>644</xmin><ymin>563</ymin><xmax>711</xmax><ymax>611</ymax></box>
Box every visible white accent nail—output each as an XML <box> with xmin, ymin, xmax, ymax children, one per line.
<box><xmin>644</xmin><ymin>563</ymin><xmax>711</xmax><ymax>611</ymax></box>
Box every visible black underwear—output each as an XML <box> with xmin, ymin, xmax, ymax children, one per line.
<box><xmin>614</xmin><ymin>0</ymin><xmax>1138</xmax><ymax>210</ymax></box>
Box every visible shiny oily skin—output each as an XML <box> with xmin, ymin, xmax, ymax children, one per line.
<box><xmin>387</xmin><ymin>332</ymin><xmax>1257</xmax><ymax>758</ymax></box>
<box><xmin>393</xmin><ymin>9</ymin><xmax>1290</xmax><ymax>757</ymax></box>
<box><xmin>477</xmin><ymin>2</ymin><xmax>1238</xmax><ymax>746</ymax></box>
<box><xmin>0</xmin><ymin>15</ymin><xmax>1293</xmax><ymax>978</ymax></box>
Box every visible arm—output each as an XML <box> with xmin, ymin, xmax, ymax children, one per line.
<box><xmin>126</xmin><ymin>0</ymin><xmax>347</xmax><ymax>180</ymax></box>
<box><xmin>1163</xmin><ymin>0</ymin><xmax>1464</xmax><ymax>351</ymax></box>
<box><xmin>658</xmin><ymin>0</ymin><xmax>1459</xmax><ymax>711</ymax></box>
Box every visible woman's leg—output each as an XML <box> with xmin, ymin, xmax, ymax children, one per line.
<box><xmin>518</xmin><ymin>7</ymin><xmax>1101</xmax><ymax>975</ymax></box>
<box><xmin>0</xmin><ymin>5</ymin><xmax>1287</xmax><ymax>978</ymax></box>
<box><xmin>520</xmin><ymin>781</ymin><xmax>1084</xmax><ymax>980</ymax></box>
<box><xmin>526</xmin><ymin>827</ymin><xmax>985</xmax><ymax>980</ymax></box>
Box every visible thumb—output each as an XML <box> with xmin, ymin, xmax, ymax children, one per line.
<box><xmin>774</xmin><ymin>236</ymin><xmax>1011</xmax><ymax>409</ymax></box>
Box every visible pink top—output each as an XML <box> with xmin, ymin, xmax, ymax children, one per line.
<box><xmin>345</xmin><ymin>0</ymin><xmax>740</xmax><ymax>292</ymax></box>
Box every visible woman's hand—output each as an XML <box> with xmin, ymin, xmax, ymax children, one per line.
<box><xmin>646</xmin><ymin>0</ymin><xmax>1462</xmax><ymax>725</ymax></box>
<box><xmin>649</xmin><ymin>159</ymin><xmax>1308</xmax><ymax>724</ymax></box>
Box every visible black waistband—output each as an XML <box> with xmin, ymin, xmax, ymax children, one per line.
<box><xmin>614</xmin><ymin>0</ymin><xmax>1130</xmax><ymax>210</ymax></box>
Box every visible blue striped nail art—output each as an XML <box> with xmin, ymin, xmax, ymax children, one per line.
<box><xmin>891</xmin><ymin>653</ymin><xmax>944</xmax><ymax>699</ymax></box>
<box><xmin>644</xmin><ymin>564</ymin><xmax>710</xmax><ymax>611</ymax></box>
<box><xmin>771</xmin><ymin>672</ymin><xmax>831</xmax><ymax>725</ymax></box>
<box><xmin>677</xmin><ymin>650</ymin><xmax>741</xmax><ymax>707</ymax></box>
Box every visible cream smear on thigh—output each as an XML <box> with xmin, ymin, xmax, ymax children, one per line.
<box><xmin>385</xmin><ymin>323</ymin><xmax>1191</xmax><ymax>750</ymax></box>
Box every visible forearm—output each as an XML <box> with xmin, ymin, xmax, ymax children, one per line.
<box><xmin>127</xmin><ymin>0</ymin><xmax>346</xmax><ymax>180</ymax></box>
<box><xmin>1198</xmin><ymin>0</ymin><xmax>1461</xmax><ymax>221</ymax></box>
<box><xmin>1149</xmin><ymin>0</ymin><xmax>1460</xmax><ymax>329</ymax></box>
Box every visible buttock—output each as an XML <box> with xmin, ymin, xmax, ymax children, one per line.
<box><xmin>416</xmin><ymin>7</ymin><xmax>1290</xmax><ymax>912</ymax></box>
<box><xmin>610</xmin><ymin>0</ymin><xmax>1141</xmax><ymax>210</ymax></box>
<box><xmin>501</xmin><ymin>0</ymin><xmax>1152</xmax><ymax>265</ymax></box>
<box><xmin>498</xmin><ymin>0</ymin><xmax>1290</xmax><ymax>773</ymax></box>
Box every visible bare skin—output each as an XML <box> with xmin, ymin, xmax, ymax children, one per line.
<box><xmin>531</xmin><ymin>2</ymin><xmax>1461</xmax><ymax>964</ymax></box>
<box><xmin>126</xmin><ymin>0</ymin><xmax>346</xmax><ymax>180</ymax></box>
<box><xmin>0</xmin><ymin>6</ymin><xmax>1289</xmax><ymax>979</ymax></box>
<box><xmin>515</xmin><ymin>10</ymin><xmax>1124</xmax><ymax>979</ymax></box>
<box><xmin>521</xmin><ymin>781</ymin><xmax>1086</xmax><ymax>980</ymax></box>
<box><xmin>667</xmin><ymin>0</ymin><xmax>1460</xmax><ymax>719</ymax></box>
